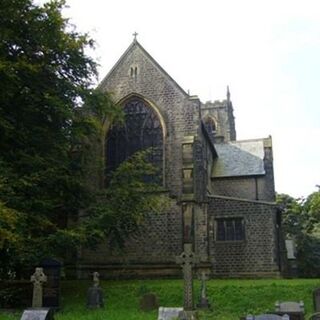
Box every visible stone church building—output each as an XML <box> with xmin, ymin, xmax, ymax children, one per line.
<box><xmin>75</xmin><ymin>38</ymin><xmax>283</xmax><ymax>278</ymax></box>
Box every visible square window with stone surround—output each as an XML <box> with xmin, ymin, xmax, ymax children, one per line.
<box><xmin>215</xmin><ymin>217</ymin><xmax>245</xmax><ymax>241</ymax></box>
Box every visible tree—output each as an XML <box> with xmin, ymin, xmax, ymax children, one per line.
<box><xmin>83</xmin><ymin>150</ymin><xmax>169</xmax><ymax>249</ymax></box>
<box><xmin>0</xmin><ymin>0</ymin><xmax>101</xmax><ymax>276</ymax></box>
<box><xmin>277</xmin><ymin>193</ymin><xmax>305</xmax><ymax>237</ymax></box>
<box><xmin>0</xmin><ymin>0</ymin><xmax>164</xmax><ymax>278</ymax></box>
<box><xmin>277</xmin><ymin>186</ymin><xmax>320</xmax><ymax>277</ymax></box>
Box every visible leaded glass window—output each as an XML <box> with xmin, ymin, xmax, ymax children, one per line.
<box><xmin>105</xmin><ymin>97</ymin><xmax>163</xmax><ymax>183</ymax></box>
<box><xmin>216</xmin><ymin>218</ymin><xmax>245</xmax><ymax>241</ymax></box>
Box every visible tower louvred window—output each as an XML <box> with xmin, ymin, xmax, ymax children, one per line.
<box><xmin>204</xmin><ymin>117</ymin><xmax>217</xmax><ymax>136</ymax></box>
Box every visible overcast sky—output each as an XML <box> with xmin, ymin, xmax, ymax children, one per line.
<box><xmin>39</xmin><ymin>0</ymin><xmax>320</xmax><ymax>198</ymax></box>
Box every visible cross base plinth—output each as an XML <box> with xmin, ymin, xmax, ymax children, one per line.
<box><xmin>178</xmin><ymin>310</ymin><xmax>198</xmax><ymax>320</ymax></box>
<box><xmin>196</xmin><ymin>297</ymin><xmax>211</xmax><ymax>310</ymax></box>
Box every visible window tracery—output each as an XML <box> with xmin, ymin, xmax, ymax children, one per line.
<box><xmin>105</xmin><ymin>97</ymin><xmax>163</xmax><ymax>183</ymax></box>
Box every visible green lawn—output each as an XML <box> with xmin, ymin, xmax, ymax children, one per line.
<box><xmin>1</xmin><ymin>279</ymin><xmax>320</xmax><ymax>320</ymax></box>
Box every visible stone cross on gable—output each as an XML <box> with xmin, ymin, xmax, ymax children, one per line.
<box><xmin>31</xmin><ymin>267</ymin><xmax>47</xmax><ymax>308</ymax></box>
<box><xmin>133</xmin><ymin>32</ymin><xmax>138</xmax><ymax>41</ymax></box>
<box><xmin>176</xmin><ymin>243</ymin><xmax>200</xmax><ymax>311</ymax></box>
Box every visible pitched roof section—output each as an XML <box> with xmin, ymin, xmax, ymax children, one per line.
<box><xmin>212</xmin><ymin>139</ymin><xmax>266</xmax><ymax>178</ymax></box>
<box><xmin>99</xmin><ymin>39</ymin><xmax>189</xmax><ymax>97</ymax></box>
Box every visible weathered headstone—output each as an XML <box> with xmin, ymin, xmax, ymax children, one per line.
<box><xmin>275</xmin><ymin>301</ymin><xmax>304</xmax><ymax>320</ymax></box>
<box><xmin>314</xmin><ymin>288</ymin><xmax>320</xmax><ymax>312</ymax></box>
<box><xmin>20</xmin><ymin>308</ymin><xmax>54</xmax><ymax>320</ymax></box>
<box><xmin>285</xmin><ymin>239</ymin><xmax>298</xmax><ymax>277</ymax></box>
<box><xmin>246</xmin><ymin>314</ymin><xmax>289</xmax><ymax>320</ymax></box>
<box><xmin>30</xmin><ymin>268</ymin><xmax>47</xmax><ymax>308</ymax></box>
<box><xmin>310</xmin><ymin>313</ymin><xmax>320</xmax><ymax>320</ymax></box>
<box><xmin>40</xmin><ymin>258</ymin><xmax>62</xmax><ymax>309</ymax></box>
<box><xmin>196</xmin><ymin>272</ymin><xmax>210</xmax><ymax>309</ymax></box>
<box><xmin>86</xmin><ymin>272</ymin><xmax>104</xmax><ymax>309</ymax></box>
<box><xmin>139</xmin><ymin>293</ymin><xmax>159</xmax><ymax>311</ymax></box>
<box><xmin>157</xmin><ymin>307</ymin><xmax>183</xmax><ymax>320</ymax></box>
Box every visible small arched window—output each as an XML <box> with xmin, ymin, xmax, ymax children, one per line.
<box><xmin>105</xmin><ymin>97</ymin><xmax>163</xmax><ymax>183</ymax></box>
<box><xmin>204</xmin><ymin>116</ymin><xmax>217</xmax><ymax>138</ymax></box>
<box><xmin>130</xmin><ymin>66</ymin><xmax>138</xmax><ymax>78</ymax></box>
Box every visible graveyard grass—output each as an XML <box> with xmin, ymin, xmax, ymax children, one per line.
<box><xmin>1</xmin><ymin>279</ymin><xmax>320</xmax><ymax>320</ymax></box>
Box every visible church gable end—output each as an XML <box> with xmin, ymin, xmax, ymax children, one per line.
<box><xmin>99</xmin><ymin>40</ymin><xmax>188</xmax><ymax>104</ymax></box>
<box><xmin>100</xmin><ymin>40</ymin><xmax>202</xmax><ymax>195</ymax></box>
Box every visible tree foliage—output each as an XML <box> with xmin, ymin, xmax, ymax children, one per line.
<box><xmin>277</xmin><ymin>186</ymin><xmax>320</xmax><ymax>277</ymax></box>
<box><xmin>0</xmin><ymin>0</ymin><xmax>165</xmax><ymax>279</ymax></box>
<box><xmin>84</xmin><ymin>150</ymin><xmax>169</xmax><ymax>248</ymax></box>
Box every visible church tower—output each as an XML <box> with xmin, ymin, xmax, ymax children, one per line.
<box><xmin>201</xmin><ymin>86</ymin><xmax>236</xmax><ymax>143</ymax></box>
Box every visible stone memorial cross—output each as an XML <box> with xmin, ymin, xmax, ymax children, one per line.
<box><xmin>93</xmin><ymin>271</ymin><xmax>100</xmax><ymax>287</ymax></box>
<box><xmin>86</xmin><ymin>271</ymin><xmax>104</xmax><ymax>309</ymax></box>
<box><xmin>176</xmin><ymin>243</ymin><xmax>199</xmax><ymax>311</ymax></box>
<box><xmin>31</xmin><ymin>267</ymin><xmax>47</xmax><ymax>308</ymax></box>
<box><xmin>199</xmin><ymin>272</ymin><xmax>208</xmax><ymax>299</ymax></box>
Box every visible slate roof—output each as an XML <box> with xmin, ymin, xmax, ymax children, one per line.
<box><xmin>212</xmin><ymin>139</ymin><xmax>266</xmax><ymax>178</ymax></box>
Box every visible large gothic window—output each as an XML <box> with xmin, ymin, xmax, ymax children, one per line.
<box><xmin>105</xmin><ymin>97</ymin><xmax>163</xmax><ymax>183</ymax></box>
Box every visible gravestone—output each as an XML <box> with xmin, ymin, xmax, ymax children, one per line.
<box><xmin>275</xmin><ymin>301</ymin><xmax>304</xmax><ymax>320</ymax></box>
<box><xmin>314</xmin><ymin>288</ymin><xmax>320</xmax><ymax>312</ymax></box>
<box><xmin>20</xmin><ymin>308</ymin><xmax>54</xmax><ymax>320</ymax></box>
<box><xmin>40</xmin><ymin>258</ymin><xmax>62</xmax><ymax>309</ymax></box>
<box><xmin>311</xmin><ymin>289</ymin><xmax>320</xmax><ymax>320</ymax></box>
<box><xmin>246</xmin><ymin>314</ymin><xmax>289</xmax><ymax>320</ymax></box>
<box><xmin>140</xmin><ymin>293</ymin><xmax>159</xmax><ymax>311</ymax></box>
<box><xmin>310</xmin><ymin>313</ymin><xmax>320</xmax><ymax>320</ymax></box>
<box><xmin>196</xmin><ymin>272</ymin><xmax>210</xmax><ymax>309</ymax></box>
<box><xmin>30</xmin><ymin>268</ymin><xmax>47</xmax><ymax>308</ymax></box>
<box><xmin>86</xmin><ymin>272</ymin><xmax>104</xmax><ymax>309</ymax></box>
<box><xmin>157</xmin><ymin>307</ymin><xmax>183</xmax><ymax>320</ymax></box>
<box><xmin>285</xmin><ymin>239</ymin><xmax>298</xmax><ymax>277</ymax></box>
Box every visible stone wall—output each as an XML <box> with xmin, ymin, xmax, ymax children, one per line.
<box><xmin>208</xmin><ymin>195</ymin><xmax>280</xmax><ymax>277</ymax></box>
<box><xmin>212</xmin><ymin>176</ymin><xmax>273</xmax><ymax>201</ymax></box>
<box><xmin>74</xmin><ymin>200</ymin><xmax>183</xmax><ymax>279</ymax></box>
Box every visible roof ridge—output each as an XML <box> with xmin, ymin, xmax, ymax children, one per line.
<box><xmin>208</xmin><ymin>194</ymin><xmax>276</xmax><ymax>206</ymax></box>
